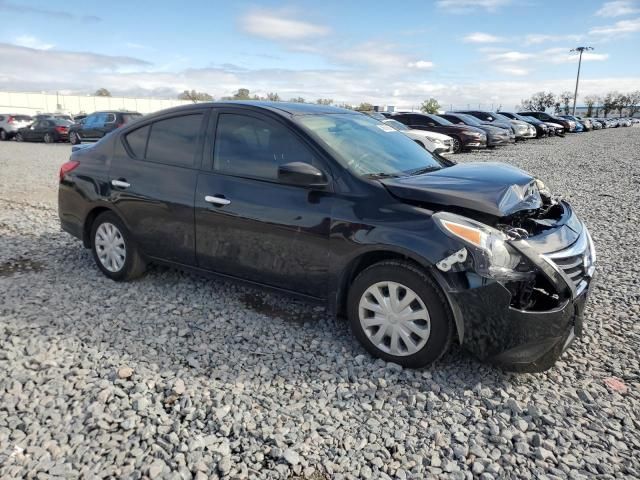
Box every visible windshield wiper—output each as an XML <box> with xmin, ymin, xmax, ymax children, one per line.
<box><xmin>364</xmin><ymin>172</ymin><xmax>401</xmax><ymax>179</ymax></box>
<box><xmin>406</xmin><ymin>166</ymin><xmax>442</xmax><ymax>176</ymax></box>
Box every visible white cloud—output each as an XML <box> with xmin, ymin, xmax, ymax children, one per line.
<box><xmin>523</xmin><ymin>33</ymin><xmax>583</xmax><ymax>45</ymax></box>
<box><xmin>240</xmin><ymin>10</ymin><xmax>330</xmax><ymax>41</ymax></box>
<box><xmin>463</xmin><ymin>32</ymin><xmax>504</xmax><ymax>43</ymax></box>
<box><xmin>496</xmin><ymin>66</ymin><xmax>529</xmax><ymax>76</ymax></box>
<box><xmin>14</xmin><ymin>35</ymin><xmax>54</xmax><ymax>50</ymax></box>
<box><xmin>590</xmin><ymin>16</ymin><xmax>640</xmax><ymax>34</ymax></box>
<box><xmin>331</xmin><ymin>42</ymin><xmax>433</xmax><ymax>71</ymax></box>
<box><xmin>0</xmin><ymin>41</ymin><xmax>634</xmax><ymax>111</ymax></box>
<box><xmin>547</xmin><ymin>50</ymin><xmax>610</xmax><ymax>63</ymax></box>
<box><xmin>407</xmin><ymin>60</ymin><xmax>434</xmax><ymax>69</ymax></box>
<box><xmin>437</xmin><ymin>0</ymin><xmax>513</xmax><ymax>13</ymax></box>
<box><xmin>488</xmin><ymin>51</ymin><xmax>534</xmax><ymax>62</ymax></box>
<box><xmin>595</xmin><ymin>1</ymin><xmax>640</xmax><ymax>17</ymax></box>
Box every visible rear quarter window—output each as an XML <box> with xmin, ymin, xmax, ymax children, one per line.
<box><xmin>124</xmin><ymin>125</ymin><xmax>150</xmax><ymax>158</ymax></box>
<box><xmin>145</xmin><ymin>114</ymin><xmax>203</xmax><ymax>167</ymax></box>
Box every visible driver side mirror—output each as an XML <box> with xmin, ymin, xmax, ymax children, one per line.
<box><xmin>278</xmin><ymin>162</ymin><xmax>327</xmax><ymax>188</ymax></box>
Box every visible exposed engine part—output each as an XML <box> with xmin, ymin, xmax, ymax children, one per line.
<box><xmin>498</xmin><ymin>226</ymin><xmax>530</xmax><ymax>239</ymax></box>
<box><xmin>437</xmin><ymin>248</ymin><xmax>467</xmax><ymax>272</ymax></box>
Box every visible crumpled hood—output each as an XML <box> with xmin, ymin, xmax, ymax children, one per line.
<box><xmin>380</xmin><ymin>162</ymin><xmax>542</xmax><ymax>217</ymax></box>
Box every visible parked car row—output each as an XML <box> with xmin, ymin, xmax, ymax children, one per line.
<box><xmin>365</xmin><ymin>109</ymin><xmax>638</xmax><ymax>154</ymax></box>
<box><xmin>0</xmin><ymin>110</ymin><xmax>143</xmax><ymax>143</ymax></box>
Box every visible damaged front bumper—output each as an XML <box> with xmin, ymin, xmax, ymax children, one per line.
<box><xmin>434</xmin><ymin>203</ymin><xmax>596</xmax><ymax>372</ymax></box>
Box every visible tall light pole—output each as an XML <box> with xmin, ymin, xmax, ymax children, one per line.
<box><xmin>571</xmin><ymin>46</ymin><xmax>593</xmax><ymax>115</ymax></box>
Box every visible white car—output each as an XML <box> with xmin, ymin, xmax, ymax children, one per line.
<box><xmin>381</xmin><ymin>119</ymin><xmax>454</xmax><ymax>155</ymax></box>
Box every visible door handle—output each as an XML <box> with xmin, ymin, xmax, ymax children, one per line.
<box><xmin>111</xmin><ymin>179</ymin><xmax>130</xmax><ymax>188</ymax></box>
<box><xmin>205</xmin><ymin>195</ymin><xmax>231</xmax><ymax>206</ymax></box>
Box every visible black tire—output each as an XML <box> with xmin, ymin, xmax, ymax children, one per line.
<box><xmin>347</xmin><ymin>260</ymin><xmax>454</xmax><ymax>368</ymax></box>
<box><xmin>451</xmin><ymin>136</ymin><xmax>462</xmax><ymax>153</ymax></box>
<box><xmin>0</xmin><ymin>130</ymin><xmax>7</xmax><ymax>141</ymax></box>
<box><xmin>69</xmin><ymin>131</ymin><xmax>81</xmax><ymax>145</ymax></box>
<box><xmin>15</xmin><ymin>133</ymin><xmax>24</xmax><ymax>142</ymax></box>
<box><xmin>44</xmin><ymin>133</ymin><xmax>53</xmax><ymax>144</ymax></box>
<box><xmin>90</xmin><ymin>211</ymin><xmax>147</xmax><ymax>281</ymax></box>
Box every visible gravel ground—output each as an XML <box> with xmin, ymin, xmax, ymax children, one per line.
<box><xmin>1</xmin><ymin>128</ymin><xmax>639</xmax><ymax>479</ymax></box>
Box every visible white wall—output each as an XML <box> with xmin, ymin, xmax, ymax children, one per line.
<box><xmin>0</xmin><ymin>91</ymin><xmax>192</xmax><ymax>115</ymax></box>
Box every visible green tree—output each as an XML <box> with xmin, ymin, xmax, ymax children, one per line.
<box><xmin>316</xmin><ymin>98</ymin><xmax>333</xmax><ymax>105</ymax></box>
<box><xmin>224</xmin><ymin>88</ymin><xmax>251</xmax><ymax>100</ymax></box>
<box><xmin>615</xmin><ymin>93</ymin><xmax>630</xmax><ymax>116</ymax></box>
<box><xmin>289</xmin><ymin>97</ymin><xmax>306</xmax><ymax>103</ymax></box>
<box><xmin>628</xmin><ymin>90</ymin><xmax>640</xmax><ymax>117</ymax></box>
<box><xmin>178</xmin><ymin>90</ymin><xmax>213</xmax><ymax>103</ymax></box>
<box><xmin>94</xmin><ymin>88</ymin><xmax>111</xmax><ymax>97</ymax></box>
<box><xmin>420</xmin><ymin>98</ymin><xmax>440</xmax><ymax>114</ymax></box>
<box><xmin>559</xmin><ymin>91</ymin><xmax>573</xmax><ymax>115</ymax></box>
<box><xmin>584</xmin><ymin>95</ymin><xmax>598</xmax><ymax>117</ymax></box>
<box><xmin>265</xmin><ymin>92</ymin><xmax>281</xmax><ymax>101</ymax></box>
<box><xmin>519</xmin><ymin>91</ymin><xmax>555</xmax><ymax>112</ymax></box>
<box><xmin>355</xmin><ymin>102</ymin><xmax>374</xmax><ymax>112</ymax></box>
<box><xmin>602</xmin><ymin>92</ymin><xmax>617</xmax><ymax>117</ymax></box>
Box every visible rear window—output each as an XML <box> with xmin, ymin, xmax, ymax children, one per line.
<box><xmin>145</xmin><ymin>114</ymin><xmax>203</xmax><ymax>167</ymax></box>
<box><xmin>15</xmin><ymin>115</ymin><xmax>32</xmax><ymax>121</ymax></box>
<box><xmin>124</xmin><ymin>125</ymin><xmax>150</xmax><ymax>158</ymax></box>
<box><xmin>121</xmin><ymin>113</ymin><xmax>142</xmax><ymax>125</ymax></box>
<box><xmin>54</xmin><ymin>119</ymin><xmax>73</xmax><ymax>126</ymax></box>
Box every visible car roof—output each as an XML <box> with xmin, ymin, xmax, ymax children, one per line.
<box><xmin>145</xmin><ymin>101</ymin><xmax>354</xmax><ymax>118</ymax></box>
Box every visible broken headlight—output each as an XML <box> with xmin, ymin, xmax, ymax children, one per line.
<box><xmin>433</xmin><ymin>212</ymin><xmax>533</xmax><ymax>281</ymax></box>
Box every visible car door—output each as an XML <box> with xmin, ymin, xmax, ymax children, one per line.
<box><xmin>26</xmin><ymin>121</ymin><xmax>45</xmax><ymax>140</ymax></box>
<box><xmin>80</xmin><ymin>113</ymin><xmax>98</xmax><ymax>139</ymax></box>
<box><xmin>194</xmin><ymin>108</ymin><xmax>333</xmax><ymax>297</ymax></box>
<box><xmin>100</xmin><ymin>112</ymin><xmax>117</xmax><ymax>138</ymax></box>
<box><xmin>107</xmin><ymin>110</ymin><xmax>207</xmax><ymax>265</ymax></box>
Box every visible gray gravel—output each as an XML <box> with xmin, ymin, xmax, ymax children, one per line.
<box><xmin>1</xmin><ymin>128</ymin><xmax>640</xmax><ymax>479</ymax></box>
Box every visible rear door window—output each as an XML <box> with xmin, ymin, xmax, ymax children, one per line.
<box><xmin>213</xmin><ymin>113</ymin><xmax>316</xmax><ymax>181</ymax></box>
<box><xmin>145</xmin><ymin>114</ymin><xmax>203</xmax><ymax>167</ymax></box>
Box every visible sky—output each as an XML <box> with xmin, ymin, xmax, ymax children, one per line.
<box><xmin>1</xmin><ymin>0</ymin><xmax>639</xmax><ymax>109</ymax></box>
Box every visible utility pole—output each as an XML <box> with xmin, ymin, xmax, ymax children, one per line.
<box><xmin>571</xmin><ymin>46</ymin><xmax>593</xmax><ymax>115</ymax></box>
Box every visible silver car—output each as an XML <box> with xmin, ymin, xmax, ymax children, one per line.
<box><xmin>0</xmin><ymin>114</ymin><xmax>33</xmax><ymax>140</ymax></box>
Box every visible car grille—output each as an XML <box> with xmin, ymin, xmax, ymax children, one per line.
<box><xmin>544</xmin><ymin>229</ymin><xmax>595</xmax><ymax>296</ymax></box>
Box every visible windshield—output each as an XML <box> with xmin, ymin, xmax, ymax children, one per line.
<box><xmin>383</xmin><ymin>119</ymin><xmax>409</xmax><ymax>131</ymax></box>
<box><xmin>493</xmin><ymin>113</ymin><xmax>512</xmax><ymax>123</ymax></box>
<box><xmin>426</xmin><ymin>114</ymin><xmax>453</xmax><ymax>126</ymax></box>
<box><xmin>297</xmin><ymin>113</ymin><xmax>442</xmax><ymax>177</ymax></box>
<box><xmin>451</xmin><ymin>113</ymin><xmax>482</xmax><ymax>126</ymax></box>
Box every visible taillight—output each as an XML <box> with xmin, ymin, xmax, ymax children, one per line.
<box><xmin>7</xmin><ymin>116</ymin><xmax>14</xmax><ymax>124</ymax></box>
<box><xmin>59</xmin><ymin>160</ymin><xmax>80</xmax><ymax>182</ymax></box>
<box><xmin>55</xmin><ymin>126</ymin><xmax>68</xmax><ymax>133</ymax></box>
<box><xmin>116</xmin><ymin>122</ymin><xmax>124</xmax><ymax>128</ymax></box>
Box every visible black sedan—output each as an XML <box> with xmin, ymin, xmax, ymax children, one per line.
<box><xmin>437</xmin><ymin>113</ymin><xmax>515</xmax><ymax>147</ymax></box>
<box><xmin>15</xmin><ymin>119</ymin><xmax>72</xmax><ymax>143</ymax></box>
<box><xmin>58</xmin><ymin>102</ymin><xmax>596</xmax><ymax>372</ymax></box>
<box><xmin>498</xmin><ymin>112</ymin><xmax>550</xmax><ymax>138</ymax></box>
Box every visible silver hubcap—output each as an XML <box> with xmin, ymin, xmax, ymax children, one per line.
<box><xmin>359</xmin><ymin>281</ymin><xmax>431</xmax><ymax>356</ymax></box>
<box><xmin>95</xmin><ymin>222</ymin><xmax>126</xmax><ymax>272</ymax></box>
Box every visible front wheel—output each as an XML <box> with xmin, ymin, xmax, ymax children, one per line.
<box><xmin>348</xmin><ymin>260</ymin><xmax>453</xmax><ymax>368</ymax></box>
<box><xmin>69</xmin><ymin>131</ymin><xmax>81</xmax><ymax>145</ymax></box>
<box><xmin>15</xmin><ymin>133</ymin><xmax>24</xmax><ymax>142</ymax></box>
<box><xmin>90</xmin><ymin>211</ymin><xmax>147</xmax><ymax>281</ymax></box>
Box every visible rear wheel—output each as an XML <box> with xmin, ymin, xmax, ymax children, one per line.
<box><xmin>0</xmin><ymin>130</ymin><xmax>7</xmax><ymax>141</ymax></box>
<box><xmin>451</xmin><ymin>136</ymin><xmax>462</xmax><ymax>153</ymax></box>
<box><xmin>348</xmin><ymin>260</ymin><xmax>453</xmax><ymax>368</ymax></box>
<box><xmin>69</xmin><ymin>131</ymin><xmax>81</xmax><ymax>145</ymax></box>
<box><xmin>15</xmin><ymin>133</ymin><xmax>24</xmax><ymax>142</ymax></box>
<box><xmin>44</xmin><ymin>133</ymin><xmax>53</xmax><ymax>144</ymax></box>
<box><xmin>90</xmin><ymin>211</ymin><xmax>147</xmax><ymax>281</ymax></box>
